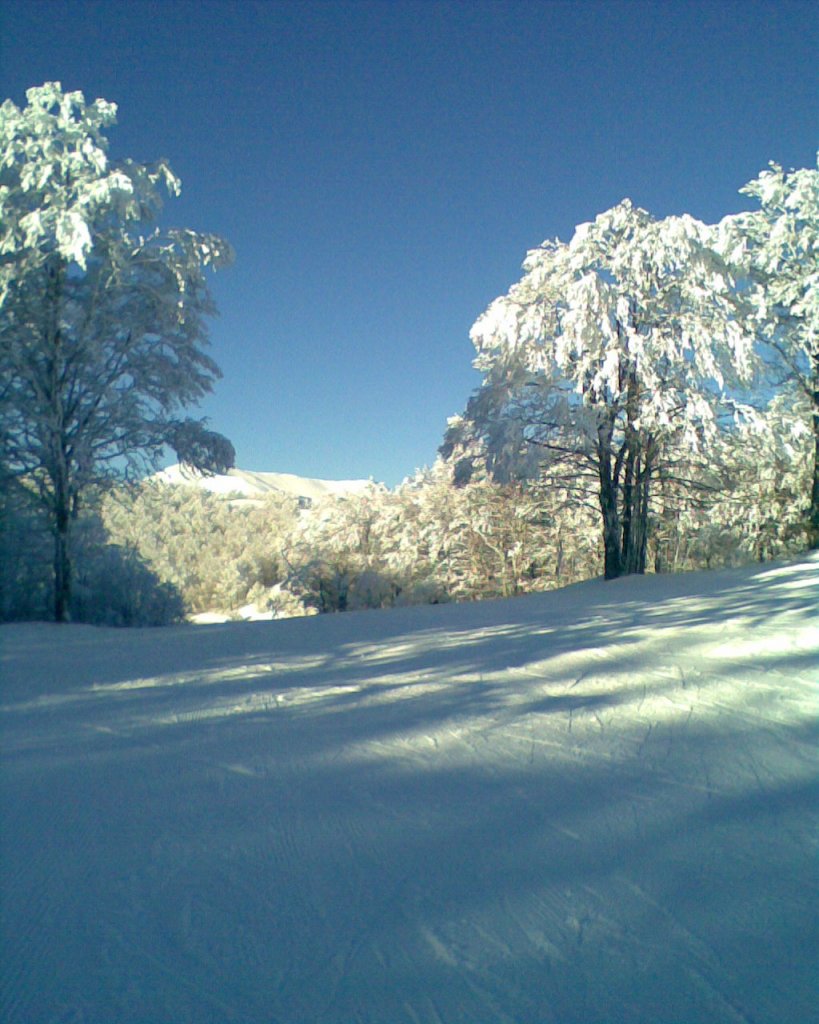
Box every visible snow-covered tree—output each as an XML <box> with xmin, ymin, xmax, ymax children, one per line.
<box><xmin>0</xmin><ymin>83</ymin><xmax>234</xmax><ymax>620</ymax></box>
<box><xmin>100</xmin><ymin>483</ymin><xmax>300</xmax><ymax>616</ymax></box>
<box><xmin>718</xmin><ymin>161</ymin><xmax>819</xmax><ymax>544</ymax></box>
<box><xmin>0</xmin><ymin>476</ymin><xmax>187</xmax><ymax>625</ymax></box>
<box><xmin>285</xmin><ymin>485</ymin><xmax>402</xmax><ymax>612</ymax></box>
<box><xmin>445</xmin><ymin>200</ymin><xmax>752</xmax><ymax>578</ymax></box>
<box><xmin>696</xmin><ymin>390</ymin><xmax>811</xmax><ymax>564</ymax></box>
<box><xmin>644</xmin><ymin>392</ymin><xmax>809</xmax><ymax>572</ymax></box>
<box><xmin>380</xmin><ymin>461</ymin><xmax>597</xmax><ymax>602</ymax></box>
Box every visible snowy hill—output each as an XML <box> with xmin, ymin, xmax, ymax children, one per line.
<box><xmin>152</xmin><ymin>462</ymin><xmax>376</xmax><ymax>503</ymax></box>
<box><xmin>1</xmin><ymin>556</ymin><xmax>817</xmax><ymax>1023</ymax></box>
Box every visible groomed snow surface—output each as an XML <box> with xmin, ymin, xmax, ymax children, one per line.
<box><xmin>1</xmin><ymin>556</ymin><xmax>817</xmax><ymax>1024</ymax></box>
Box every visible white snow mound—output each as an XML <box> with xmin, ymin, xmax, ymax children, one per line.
<box><xmin>1</xmin><ymin>555</ymin><xmax>817</xmax><ymax>1023</ymax></box>
<box><xmin>152</xmin><ymin>463</ymin><xmax>375</xmax><ymax>501</ymax></box>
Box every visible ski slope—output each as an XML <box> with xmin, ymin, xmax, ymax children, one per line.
<box><xmin>1</xmin><ymin>556</ymin><xmax>817</xmax><ymax>1023</ymax></box>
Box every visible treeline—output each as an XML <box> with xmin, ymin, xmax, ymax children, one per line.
<box><xmin>1</xmin><ymin>422</ymin><xmax>809</xmax><ymax>625</ymax></box>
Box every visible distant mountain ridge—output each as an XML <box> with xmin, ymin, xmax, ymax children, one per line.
<box><xmin>152</xmin><ymin>464</ymin><xmax>376</xmax><ymax>504</ymax></box>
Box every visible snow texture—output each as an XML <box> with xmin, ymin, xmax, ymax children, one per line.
<box><xmin>1</xmin><ymin>556</ymin><xmax>817</xmax><ymax>1023</ymax></box>
<box><xmin>154</xmin><ymin>464</ymin><xmax>374</xmax><ymax>503</ymax></box>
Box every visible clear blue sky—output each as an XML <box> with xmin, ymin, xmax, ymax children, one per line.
<box><xmin>1</xmin><ymin>0</ymin><xmax>816</xmax><ymax>485</ymax></box>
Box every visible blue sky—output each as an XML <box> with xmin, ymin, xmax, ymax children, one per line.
<box><xmin>1</xmin><ymin>0</ymin><xmax>816</xmax><ymax>485</ymax></box>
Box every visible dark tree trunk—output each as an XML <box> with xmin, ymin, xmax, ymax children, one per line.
<box><xmin>597</xmin><ymin>418</ymin><xmax>624</xmax><ymax>580</ymax></box>
<box><xmin>51</xmin><ymin>454</ymin><xmax>73</xmax><ymax>623</ymax></box>
<box><xmin>54</xmin><ymin>508</ymin><xmax>71</xmax><ymax>623</ymax></box>
<box><xmin>601</xmin><ymin>496</ymin><xmax>623</xmax><ymax>578</ymax></box>
<box><xmin>636</xmin><ymin>460</ymin><xmax>651</xmax><ymax>570</ymax></box>
<box><xmin>596</xmin><ymin>403</ymin><xmax>655</xmax><ymax>579</ymax></box>
<box><xmin>619</xmin><ymin>367</ymin><xmax>652</xmax><ymax>575</ymax></box>
<box><xmin>620</xmin><ymin>443</ymin><xmax>638</xmax><ymax>573</ymax></box>
<box><xmin>621</xmin><ymin>446</ymin><xmax>653</xmax><ymax>575</ymax></box>
<box><xmin>44</xmin><ymin>258</ymin><xmax>74</xmax><ymax>622</ymax></box>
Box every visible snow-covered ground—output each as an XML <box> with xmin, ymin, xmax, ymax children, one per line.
<box><xmin>152</xmin><ymin>463</ymin><xmax>375</xmax><ymax>503</ymax></box>
<box><xmin>1</xmin><ymin>556</ymin><xmax>817</xmax><ymax>1023</ymax></box>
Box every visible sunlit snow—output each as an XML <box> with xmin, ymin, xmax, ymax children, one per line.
<box><xmin>153</xmin><ymin>463</ymin><xmax>374</xmax><ymax>502</ymax></box>
<box><xmin>1</xmin><ymin>556</ymin><xmax>817</xmax><ymax>1023</ymax></box>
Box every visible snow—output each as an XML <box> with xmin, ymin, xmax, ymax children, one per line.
<box><xmin>1</xmin><ymin>555</ymin><xmax>817</xmax><ymax>1023</ymax></box>
<box><xmin>188</xmin><ymin>602</ymin><xmax>284</xmax><ymax>625</ymax></box>
<box><xmin>153</xmin><ymin>463</ymin><xmax>375</xmax><ymax>502</ymax></box>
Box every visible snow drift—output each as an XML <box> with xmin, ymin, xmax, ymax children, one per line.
<box><xmin>1</xmin><ymin>556</ymin><xmax>817</xmax><ymax>1023</ymax></box>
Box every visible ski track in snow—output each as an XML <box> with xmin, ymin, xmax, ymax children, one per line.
<box><xmin>1</xmin><ymin>555</ymin><xmax>817</xmax><ymax>1023</ymax></box>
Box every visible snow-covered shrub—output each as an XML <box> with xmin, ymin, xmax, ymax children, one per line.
<box><xmin>348</xmin><ymin>570</ymin><xmax>401</xmax><ymax>610</ymax></box>
<box><xmin>393</xmin><ymin>579</ymin><xmax>450</xmax><ymax>607</ymax></box>
<box><xmin>0</xmin><ymin>480</ymin><xmax>53</xmax><ymax>621</ymax></box>
<box><xmin>255</xmin><ymin>582</ymin><xmax>313</xmax><ymax>619</ymax></box>
<box><xmin>73</xmin><ymin>541</ymin><xmax>185</xmax><ymax>627</ymax></box>
<box><xmin>100</xmin><ymin>483</ymin><xmax>300</xmax><ymax>616</ymax></box>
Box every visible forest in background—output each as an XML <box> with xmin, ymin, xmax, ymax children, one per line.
<box><xmin>0</xmin><ymin>412</ymin><xmax>809</xmax><ymax>626</ymax></box>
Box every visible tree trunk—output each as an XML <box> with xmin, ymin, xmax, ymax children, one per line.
<box><xmin>598</xmin><ymin>415</ymin><xmax>654</xmax><ymax>579</ymax></box>
<box><xmin>622</xmin><ymin>449</ymin><xmax>652</xmax><ymax>575</ymax></box>
<box><xmin>619</xmin><ymin>368</ymin><xmax>651</xmax><ymax>575</ymax></box>
<box><xmin>53</xmin><ymin>507</ymin><xmax>71</xmax><ymax>623</ymax></box>
<box><xmin>597</xmin><ymin>419</ymin><xmax>624</xmax><ymax>579</ymax></box>
<box><xmin>555</xmin><ymin>531</ymin><xmax>564</xmax><ymax>585</ymax></box>
<box><xmin>620</xmin><ymin>443</ymin><xmax>635</xmax><ymax>571</ymax></box>
<box><xmin>52</xmin><ymin>456</ymin><xmax>73</xmax><ymax>623</ymax></box>
<box><xmin>636</xmin><ymin>461</ymin><xmax>651</xmax><ymax>570</ymax></box>
<box><xmin>44</xmin><ymin>257</ymin><xmax>74</xmax><ymax>622</ymax></box>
